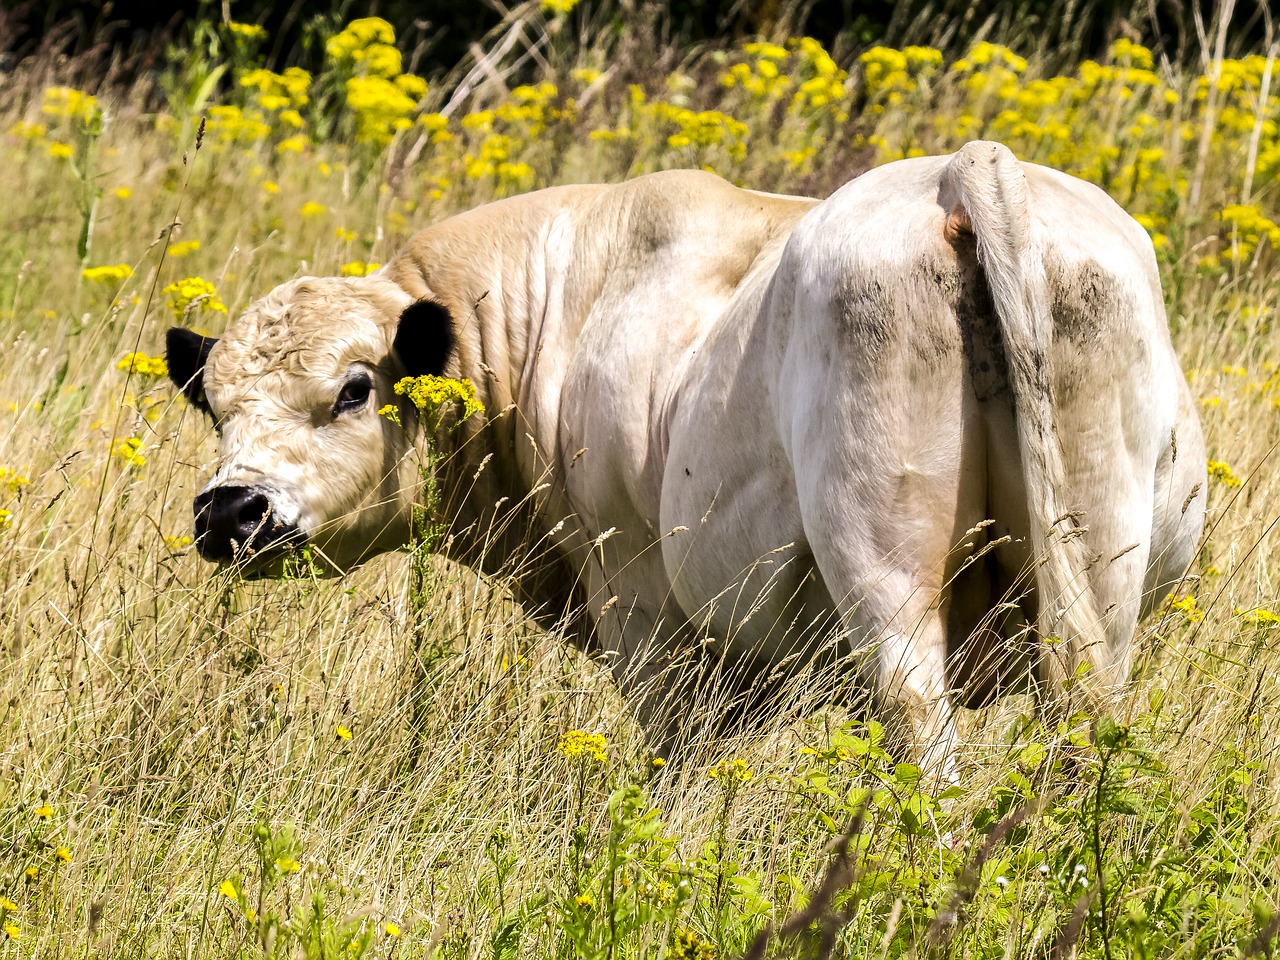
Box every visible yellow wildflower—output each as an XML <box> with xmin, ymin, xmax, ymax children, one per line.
<box><xmin>1241</xmin><ymin>608</ymin><xmax>1280</xmax><ymax>627</ymax></box>
<box><xmin>542</xmin><ymin>0</ymin><xmax>583</xmax><ymax>14</ymax></box>
<box><xmin>34</xmin><ymin>804</ymin><xmax>53</xmax><ymax>819</ymax></box>
<box><xmin>3</xmin><ymin>921</ymin><xmax>16</xmax><ymax>940</ymax></box>
<box><xmin>112</xmin><ymin>437</ymin><xmax>146</xmax><ymax>469</ymax></box>
<box><xmin>55</xmin><ymin>847</ymin><xmax>71</xmax><ymax>863</ymax></box>
<box><xmin>0</xmin><ymin>897</ymin><xmax>17</xmax><ymax>911</ymax></box>
<box><xmin>82</xmin><ymin>264</ymin><xmax>133</xmax><ymax>284</ymax></box>
<box><xmin>574</xmin><ymin>894</ymin><xmax>595</xmax><ymax>907</ymax></box>
<box><xmin>671</xmin><ymin>929</ymin><xmax>716</xmax><ymax>960</ymax></box>
<box><xmin>41</xmin><ymin>86</ymin><xmax>98</xmax><ymax>123</ymax></box>
<box><xmin>384</xmin><ymin>922</ymin><xmax>401</xmax><ymax>936</ymax></box>
<box><xmin>334</xmin><ymin>227</ymin><xmax>358</xmax><ymax>243</ymax></box>
<box><xmin>10</xmin><ymin>120</ymin><xmax>46</xmax><ymax>140</ymax></box>
<box><xmin>394</xmin><ymin>375</ymin><xmax>485</xmax><ymax>422</ymax></box>
<box><xmin>708</xmin><ymin>757</ymin><xmax>753</xmax><ymax>783</ymax></box>
<box><xmin>0</xmin><ymin>468</ymin><xmax>29</xmax><ymax>495</ymax></box>
<box><xmin>227</xmin><ymin>21</ymin><xmax>268</xmax><ymax>41</ymax></box>
<box><xmin>336</xmin><ymin>725</ymin><xmax>353</xmax><ymax>740</ymax></box>
<box><xmin>117</xmin><ymin>352</ymin><xmax>169</xmax><ymax>378</ymax></box>
<box><xmin>163</xmin><ymin>277</ymin><xmax>226</xmax><ymax>319</ymax></box>
<box><xmin>218</xmin><ymin>879</ymin><xmax>238</xmax><ymax>899</ymax></box>
<box><xmin>394</xmin><ymin>73</ymin><xmax>427</xmax><ymax>100</ymax></box>
<box><xmin>1166</xmin><ymin>594</ymin><xmax>1203</xmax><ymax>623</ymax></box>
<box><xmin>300</xmin><ymin>201</ymin><xmax>328</xmax><ymax>218</ymax></box>
<box><xmin>556</xmin><ymin>729</ymin><xmax>608</xmax><ymax>762</ymax></box>
<box><xmin>340</xmin><ymin>261</ymin><xmax>382</xmax><ymax>277</ymax></box>
<box><xmin>275</xmin><ymin>857</ymin><xmax>301</xmax><ymax>874</ymax></box>
<box><xmin>743</xmin><ymin>41</ymin><xmax>789</xmax><ymax>60</ymax></box>
<box><xmin>48</xmin><ymin>141</ymin><xmax>74</xmax><ymax>159</ymax></box>
<box><xmin>22</xmin><ymin>868</ymin><xmax>36</xmax><ymax>882</ymax></box>
<box><xmin>168</xmin><ymin>240</ymin><xmax>201</xmax><ymax>258</ymax></box>
<box><xmin>0</xmin><ymin>508</ymin><xmax>12</xmax><ymax>530</ymax></box>
<box><xmin>1207</xmin><ymin>459</ymin><xmax>1242</xmax><ymax>487</ymax></box>
<box><xmin>325</xmin><ymin>17</ymin><xmax>397</xmax><ymax>65</ymax></box>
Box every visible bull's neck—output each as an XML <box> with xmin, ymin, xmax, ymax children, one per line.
<box><xmin>382</xmin><ymin>186</ymin><xmax>616</xmax><ymax>538</ymax></box>
<box><xmin>384</xmin><ymin>186</ymin><xmax>601</xmax><ymax>418</ymax></box>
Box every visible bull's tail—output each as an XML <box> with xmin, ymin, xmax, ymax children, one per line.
<box><xmin>939</xmin><ymin>140</ymin><xmax>1110</xmax><ymax>709</ymax></box>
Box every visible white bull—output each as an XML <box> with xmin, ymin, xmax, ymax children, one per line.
<box><xmin>167</xmin><ymin>141</ymin><xmax>1206</xmax><ymax>771</ymax></box>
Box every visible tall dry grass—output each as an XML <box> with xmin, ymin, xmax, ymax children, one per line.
<box><xmin>0</xmin><ymin>4</ymin><xmax>1277</xmax><ymax>958</ymax></box>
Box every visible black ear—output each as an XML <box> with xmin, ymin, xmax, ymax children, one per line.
<box><xmin>166</xmin><ymin>327</ymin><xmax>218</xmax><ymax>417</ymax></box>
<box><xmin>392</xmin><ymin>299</ymin><xmax>455</xmax><ymax>378</ymax></box>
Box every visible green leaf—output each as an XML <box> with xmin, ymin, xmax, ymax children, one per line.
<box><xmin>899</xmin><ymin>792</ymin><xmax>931</xmax><ymax>836</ymax></box>
<box><xmin>893</xmin><ymin>763</ymin><xmax>922</xmax><ymax>786</ymax></box>
<box><xmin>1096</xmin><ymin>715</ymin><xmax>1130</xmax><ymax>750</ymax></box>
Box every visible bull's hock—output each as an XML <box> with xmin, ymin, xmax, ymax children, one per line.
<box><xmin>166</xmin><ymin>141</ymin><xmax>1207</xmax><ymax>776</ymax></box>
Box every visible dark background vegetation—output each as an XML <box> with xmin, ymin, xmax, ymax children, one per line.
<box><xmin>1</xmin><ymin>0</ymin><xmax>1275</xmax><ymax>81</ymax></box>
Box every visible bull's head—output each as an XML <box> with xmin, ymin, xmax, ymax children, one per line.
<box><xmin>166</xmin><ymin>275</ymin><xmax>455</xmax><ymax>575</ymax></box>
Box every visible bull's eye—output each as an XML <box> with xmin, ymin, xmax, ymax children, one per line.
<box><xmin>333</xmin><ymin>374</ymin><xmax>372</xmax><ymax>416</ymax></box>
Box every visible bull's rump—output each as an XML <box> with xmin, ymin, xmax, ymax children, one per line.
<box><xmin>661</xmin><ymin>152</ymin><xmax>1186</xmax><ymax>701</ymax></box>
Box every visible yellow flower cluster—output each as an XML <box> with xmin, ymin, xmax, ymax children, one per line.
<box><xmin>325</xmin><ymin>18</ymin><xmax>429</xmax><ymax>146</ymax></box>
<box><xmin>541</xmin><ymin>0</ymin><xmax>583</xmax><ymax>14</ymax></box>
<box><xmin>652</xmin><ymin>104</ymin><xmax>749</xmax><ymax>159</ymax></box>
<box><xmin>1207</xmin><ymin>459</ymin><xmax>1242</xmax><ymax>487</ymax></box>
<box><xmin>670</xmin><ymin>929</ymin><xmax>717</xmax><ymax>960</ymax></box>
<box><xmin>858</xmin><ymin>45</ymin><xmax>942</xmax><ymax>100</ymax></box>
<box><xmin>236</xmin><ymin>67</ymin><xmax>311</xmax><ymax>147</ymax></box>
<box><xmin>394</xmin><ymin>375</ymin><xmax>484</xmax><ymax>423</ymax></box>
<box><xmin>169</xmin><ymin>240</ymin><xmax>201</xmax><ymax>258</ymax></box>
<box><xmin>41</xmin><ymin>85</ymin><xmax>99</xmax><ymax>124</ymax></box>
<box><xmin>707</xmin><ymin>757</ymin><xmax>753</xmax><ymax>783</ymax></box>
<box><xmin>0</xmin><ymin>468</ymin><xmax>30</xmax><ymax>495</ymax></box>
<box><xmin>719</xmin><ymin>36</ymin><xmax>848</xmax><ymax>115</ymax></box>
<box><xmin>240</xmin><ymin>67</ymin><xmax>311</xmax><ymax>112</ymax></box>
<box><xmin>226</xmin><ymin>21</ymin><xmax>268</xmax><ymax>42</ymax></box>
<box><xmin>1242</xmin><ymin>608</ymin><xmax>1280</xmax><ymax>628</ymax></box>
<box><xmin>206</xmin><ymin>104</ymin><xmax>273</xmax><ymax>144</ymax></box>
<box><xmin>117</xmin><ymin>352</ymin><xmax>169</xmax><ymax>378</ymax></box>
<box><xmin>81</xmin><ymin>264</ymin><xmax>133</xmax><ymax>284</ymax></box>
<box><xmin>1217</xmin><ymin>205</ymin><xmax>1280</xmax><ymax>263</ymax></box>
<box><xmin>163</xmin><ymin>277</ymin><xmax>227</xmax><ymax>319</ymax></box>
<box><xmin>1165</xmin><ymin>594</ymin><xmax>1203</xmax><ymax>623</ymax></box>
<box><xmin>555</xmin><ymin>729</ymin><xmax>608</xmax><ymax>762</ymax></box>
<box><xmin>340</xmin><ymin>261</ymin><xmax>381</xmax><ymax>276</ymax></box>
<box><xmin>325</xmin><ymin>17</ymin><xmax>396</xmax><ymax>68</ymax></box>
<box><xmin>113</xmin><ymin>437</ymin><xmax>146</xmax><ymax>468</ymax></box>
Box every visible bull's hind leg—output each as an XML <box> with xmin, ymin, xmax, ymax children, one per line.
<box><xmin>789</xmin><ymin>392</ymin><xmax>978</xmax><ymax>782</ymax></box>
<box><xmin>1142</xmin><ymin>377</ymin><xmax>1207</xmax><ymax>618</ymax></box>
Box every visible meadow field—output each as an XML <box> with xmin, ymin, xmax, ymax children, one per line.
<box><xmin>1</xmin><ymin>5</ymin><xmax>1279</xmax><ymax>958</ymax></box>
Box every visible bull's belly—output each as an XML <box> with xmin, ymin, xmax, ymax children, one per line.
<box><xmin>657</xmin><ymin>415</ymin><xmax>844</xmax><ymax>668</ymax></box>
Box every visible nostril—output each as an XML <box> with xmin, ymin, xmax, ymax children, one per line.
<box><xmin>236</xmin><ymin>493</ymin><xmax>270</xmax><ymax>533</ymax></box>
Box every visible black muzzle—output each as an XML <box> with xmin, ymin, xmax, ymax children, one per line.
<box><xmin>193</xmin><ymin>485</ymin><xmax>302</xmax><ymax>563</ymax></box>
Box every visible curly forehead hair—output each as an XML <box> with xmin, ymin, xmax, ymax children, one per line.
<box><xmin>207</xmin><ymin>276</ymin><xmax>411</xmax><ymax>382</ymax></box>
